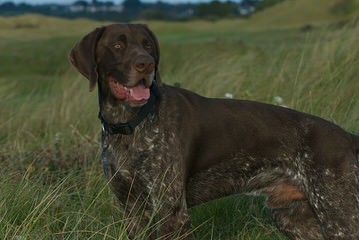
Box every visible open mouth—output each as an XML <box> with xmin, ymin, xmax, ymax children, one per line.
<box><xmin>109</xmin><ymin>77</ymin><xmax>150</xmax><ymax>105</ymax></box>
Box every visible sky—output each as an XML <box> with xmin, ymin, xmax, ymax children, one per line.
<box><xmin>7</xmin><ymin>0</ymin><xmax>232</xmax><ymax>4</ymax></box>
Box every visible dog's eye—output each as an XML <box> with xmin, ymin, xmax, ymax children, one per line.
<box><xmin>144</xmin><ymin>44</ymin><xmax>152</xmax><ymax>49</ymax></box>
<box><xmin>114</xmin><ymin>43</ymin><xmax>124</xmax><ymax>49</ymax></box>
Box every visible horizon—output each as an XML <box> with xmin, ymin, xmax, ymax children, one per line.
<box><xmin>5</xmin><ymin>0</ymin><xmax>242</xmax><ymax>5</ymax></box>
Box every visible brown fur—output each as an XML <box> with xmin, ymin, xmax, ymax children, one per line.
<box><xmin>263</xmin><ymin>182</ymin><xmax>306</xmax><ymax>208</ymax></box>
<box><xmin>70</xmin><ymin>24</ymin><xmax>359</xmax><ymax>240</ymax></box>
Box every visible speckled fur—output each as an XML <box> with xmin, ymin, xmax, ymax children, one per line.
<box><xmin>70</xmin><ymin>24</ymin><xmax>359</xmax><ymax>240</ymax></box>
<box><xmin>100</xmin><ymin>87</ymin><xmax>359</xmax><ymax>240</ymax></box>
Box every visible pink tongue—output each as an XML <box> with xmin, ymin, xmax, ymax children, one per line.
<box><xmin>128</xmin><ymin>84</ymin><xmax>150</xmax><ymax>101</ymax></box>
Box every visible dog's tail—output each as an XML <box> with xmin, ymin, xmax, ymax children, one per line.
<box><xmin>352</xmin><ymin>133</ymin><xmax>359</xmax><ymax>156</ymax></box>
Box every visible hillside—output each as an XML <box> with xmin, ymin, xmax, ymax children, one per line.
<box><xmin>249</xmin><ymin>0</ymin><xmax>359</xmax><ymax>28</ymax></box>
<box><xmin>0</xmin><ymin>14</ymin><xmax>104</xmax><ymax>38</ymax></box>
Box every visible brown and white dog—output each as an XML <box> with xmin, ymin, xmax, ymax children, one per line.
<box><xmin>69</xmin><ymin>24</ymin><xmax>359</xmax><ymax>240</ymax></box>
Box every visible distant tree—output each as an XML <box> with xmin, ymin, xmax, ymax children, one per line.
<box><xmin>241</xmin><ymin>0</ymin><xmax>261</xmax><ymax>5</ymax></box>
<box><xmin>0</xmin><ymin>2</ymin><xmax>16</xmax><ymax>10</ymax></box>
<box><xmin>141</xmin><ymin>9</ymin><xmax>166</xmax><ymax>20</ymax></box>
<box><xmin>153</xmin><ymin>1</ymin><xmax>169</xmax><ymax>11</ymax></box>
<box><xmin>104</xmin><ymin>1</ymin><xmax>114</xmax><ymax>7</ymax></box>
<box><xmin>17</xmin><ymin>3</ymin><xmax>33</xmax><ymax>11</ymax></box>
<box><xmin>73</xmin><ymin>1</ymin><xmax>88</xmax><ymax>7</ymax></box>
<box><xmin>240</xmin><ymin>0</ymin><xmax>261</xmax><ymax>8</ymax></box>
<box><xmin>254</xmin><ymin>0</ymin><xmax>285</xmax><ymax>12</ymax></box>
<box><xmin>123</xmin><ymin>0</ymin><xmax>142</xmax><ymax>11</ymax></box>
<box><xmin>194</xmin><ymin>0</ymin><xmax>238</xmax><ymax>20</ymax></box>
<box><xmin>122</xmin><ymin>0</ymin><xmax>142</xmax><ymax>19</ymax></box>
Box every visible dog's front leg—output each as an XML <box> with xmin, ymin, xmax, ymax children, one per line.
<box><xmin>155</xmin><ymin>190</ymin><xmax>193</xmax><ymax>240</ymax></box>
<box><xmin>143</xmin><ymin>167</ymin><xmax>193</xmax><ymax>240</ymax></box>
<box><xmin>104</xmin><ymin>168</ymin><xmax>156</xmax><ymax>239</ymax></box>
<box><xmin>105</xmin><ymin>163</ymin><xmax>193</xmax><ymax>239</ymax></box>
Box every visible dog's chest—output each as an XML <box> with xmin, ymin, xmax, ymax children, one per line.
<box><xmin>101</xmin><ymin>117</ymin><xmax>179</xmax><ymax>182</ymax></box>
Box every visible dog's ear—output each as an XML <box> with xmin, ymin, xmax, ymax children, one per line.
<box><xmin>69</xmin><ymin>27</ymin><xmax>105</xmax><ymax>92</ymax></box>
<box><xmin>138</xmin><ymin>24</ymin><xmax>163</xmax><ymax>87</ymax></box>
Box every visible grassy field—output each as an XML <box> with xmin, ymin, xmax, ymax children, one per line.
<box><xmin>1</xmin><ymin>5</ymin><xmax>359</xmax><ymax>239</ymax></box>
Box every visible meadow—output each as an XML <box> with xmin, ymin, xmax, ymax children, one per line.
<box><xmin>1</xmin><ymin>4</ymin><xmax>359</xmax><ymax>239</ymax></box>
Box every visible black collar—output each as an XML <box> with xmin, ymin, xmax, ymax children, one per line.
<box><xmin>97</xmin><ymin>81</ymin><xmax>161</xmax><ymax>135</ymax></box>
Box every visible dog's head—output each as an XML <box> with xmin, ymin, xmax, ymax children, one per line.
<box><xmin>69</xmin><ymin>24</ymin><xmax>162</xmax><ymax>106</ymax></box>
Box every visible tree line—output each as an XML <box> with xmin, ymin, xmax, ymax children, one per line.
<box><xmin>0</xmin><ymin>0</ymin><xmax>286</xmax><ymax>21</ymax></box>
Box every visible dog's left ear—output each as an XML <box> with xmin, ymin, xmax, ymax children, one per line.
<box><xmin>137</xmin><ymin>24</ymin><xmax>163</xmax><ymax>87</ymax></box>
<box><xmin>69</xmin><ymin>27</ymin><xmax>105</xmax><ymax>92</ymax></box>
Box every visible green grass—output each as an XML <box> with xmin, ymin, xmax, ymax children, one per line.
<box><xmin>249</xmin><ymin>0</ymin><xmax>359</xmax><ymax>28</ymax></box>
<box><xmin>1</xmin><ymin>8</ymin><xmax>359</xmax><ymax>240</ymax></box>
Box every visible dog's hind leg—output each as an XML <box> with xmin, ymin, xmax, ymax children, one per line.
<box><xmin>270</xmin><ymin>201</ymin><xmax>324</xmax><ymax>240</ymax></box>
<box><xmin>305</xmin><ymin>158</ymin><xmax>359</xmax><ymax>239</ymax></box>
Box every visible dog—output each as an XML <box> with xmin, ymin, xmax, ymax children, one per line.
<box><xmin>69</xmin><ymin>23</ymin><xmax>359</xmax><ymax>240</ymax></box>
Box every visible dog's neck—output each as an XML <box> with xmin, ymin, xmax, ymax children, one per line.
<box><xmin>101</xmin><ymin>100</ymin><xmax>140</xmax><ymax>124</ymax></box>
<box><xmin>97</xmin><ymin>80</ymin><xmax>161</xmax><ymax>135</ymax></box>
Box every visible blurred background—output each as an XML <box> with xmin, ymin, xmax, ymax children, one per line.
<box><xmin>1</xmin><ymin>0</ymin><xmax>359</xmax><ymax>239</ymax></box>
<box><xmin>0</xmin><ymin>0</ymin><xmax>300</xmax><ymax>21</ymax></box>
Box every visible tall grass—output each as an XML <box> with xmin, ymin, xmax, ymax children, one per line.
<box><xmin>249</xmin><ymin>0</ymin><xmax>359</xmax><ymax>28</ymax></box>
<box><xmin>0</xmin><ymin>14</ymin><xmax>358</xmax><ymax>239</ymax></box>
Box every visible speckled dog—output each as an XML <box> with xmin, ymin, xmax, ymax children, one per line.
<box><xmin>69</xmin><ymin>24</ymin><xmax>359</xmax><ymax>240</ymax></box>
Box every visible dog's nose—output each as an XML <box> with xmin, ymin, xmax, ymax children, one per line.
<box><xmin>135</xmin><ymin>56</ymin><xmax>155</xmax><ymax>73</ymax></box>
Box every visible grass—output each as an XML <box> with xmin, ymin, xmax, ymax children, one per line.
<box><xmin>1</xmin><ymin>8</ymin><xmax>359</xmax><ymax>240</ymax></box>
<box><xmin>249</xmin><ymin>0</ymin><xmax>359</xmax><ymax>28</ymax></box>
